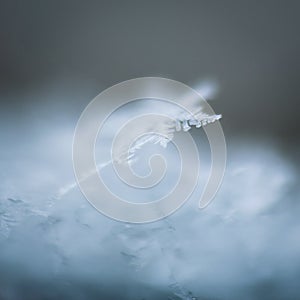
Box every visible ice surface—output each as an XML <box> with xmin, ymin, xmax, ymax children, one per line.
<box><xmin>1</xmin><ymin>138</ymin><xmax>299</xmax><ymax>299</ymax></box>
<box><xmin>1</xmin><ymin>92</ymin><xmax>300</xmax><ymax>299</ymax></box>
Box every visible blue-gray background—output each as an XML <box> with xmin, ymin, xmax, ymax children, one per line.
<box><xmin>0</xmin><ymin>1</ymin><xmax>300</xmax><ymax>299</ymax></box>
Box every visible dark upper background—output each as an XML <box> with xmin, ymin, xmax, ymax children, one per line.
<box><xmin>0</xmin><ymin>0</ymin><xmax>299</xmax><ymax>148</ymax></box>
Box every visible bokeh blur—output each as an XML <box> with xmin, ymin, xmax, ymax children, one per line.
<box><xmin>0</xmin><ymin>1</ymin><xmax>299</xmax><ymax>299</ymax></box>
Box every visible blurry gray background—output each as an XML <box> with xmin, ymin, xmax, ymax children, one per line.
<box><xmin>0</xmin><ymin>1</ymin><xmax>299</xmax><ymax>299</ymax></box>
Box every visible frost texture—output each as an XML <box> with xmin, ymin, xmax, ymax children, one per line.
<box><xmin>1</xmin><ymin>89</ymin><xmax>300</xmax><ymax>299</ymax></box>
<box><xmin>57</xmin><ymin>98</ymin><xmax>222</xmax><ymax>198</ymax></box>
